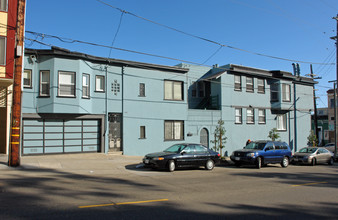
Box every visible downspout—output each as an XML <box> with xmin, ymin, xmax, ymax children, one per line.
<box><xmin>292</xmin><ymin>63</ymin><xmax>298</xmax><ymax>153</ymax></box>
<box><xmin>105</xmin><ymin>65</ymin><xmax>108</xmax><ymax>154</ymax></box>
<box><xmin>121</xmin><ymin>66</ymin><xmax>125</xmax><ymax>153</ymax></box>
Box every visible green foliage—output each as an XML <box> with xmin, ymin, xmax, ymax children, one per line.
<box><xmin>307</xmin><ymin>130</ymin><xmax>318</xmax><ymax>146</ymax></box>
<box><xmin>268</xmin><ymin>128</ymin><xmax>280</xmax><ymax>141</ymax></box>
<box><xmin>211</xmin><ymin>119</ymin><xmax>227</xmax><ymax>156</ymax></box>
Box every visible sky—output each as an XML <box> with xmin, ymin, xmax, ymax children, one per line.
<box><xmin>24</xmin><ymin>0</ymin><xmax>338</xmax><ymax>108</ymax></box>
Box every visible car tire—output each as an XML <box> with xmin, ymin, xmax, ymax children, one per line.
<box><xmin>256</xmin><ymin>157</ymin><xmax>262</xmax><ymax>169</ymax></box>
<box><xmin>205</xmin><ymin>159</ymin><xmax>215</xmax><ymax>170</ymax></box>
<box><xmin>329</xmin><ymin>157</ymin><xmax>334</xmax><ymax>165</ymax></box>
<box><xmin>168</xmin><ymin>160</ymin><xmax>175</xmax><ymax>172</ymax></box>
<box><xmin>281</xmin><ymin>156</ymin><xmax>289</xmax><ymax>168</ymax></box>
<box><xmin>311</xmin><ymin>158</ymin><xmax>316</xmax><ymax>166</ymax></box>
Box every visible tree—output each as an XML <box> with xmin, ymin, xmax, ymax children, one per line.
<box><xmin>211</xmin><ymin>119</ymin><xmax>227</xmax><ymax>157</ymax></box>
<box><xmin>307</xmin><ymin>130</ymin><xmax>318</xmax><ymax>146</ymax></box>
<box><xmin>268</xmin><ymin>128</ymin><xmax>280</xmax><ymax>141</ymax></box>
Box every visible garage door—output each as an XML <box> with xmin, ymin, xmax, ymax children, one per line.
<box><xmin>22</xmin><ymin>118</ymin><xmax>101</xmax><ymax>155</ymax></box>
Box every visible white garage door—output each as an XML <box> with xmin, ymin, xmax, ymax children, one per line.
<box><xmin>22</xmin><ymin>118</ymin><xmax>101</xmax><ymax>155</ymax></box>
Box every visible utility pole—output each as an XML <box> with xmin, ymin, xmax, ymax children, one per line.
<box><xmin>331</xmin><ymin>14</ymin><xmax>338</xmax><ymax>159</ymax></box>
<box><xmin>307</xmin><ymin>64</ymin><xmax>321</xmax><ymax>145</ymax></box>
<box><xmin>9</xmin><ymin>0</ymin><xmax>26</xmax><ymax>167</ymax></box>
<box><xmin>292</xmin><ymin>63</ymin><xmax>300</xmax><ymax>152</ymax></box>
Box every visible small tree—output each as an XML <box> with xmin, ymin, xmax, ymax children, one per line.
<box><xmin>307</xmin><ymin>130</ymin><xmax>318</xmax><ymax>146</ymax></box>
<box><xmin>211</xmin><ymin>119</ymin><xmax>227</xmax><ymax>157</ymax></box>
<box><xmin>268</xmin><ymin>128</ymin><xmax>280</xmax><ymax>141</ymax></box>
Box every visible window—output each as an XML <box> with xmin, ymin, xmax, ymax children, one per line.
<box><xmin>191</xmin><ymin>81</ymin><xmax>197</xmax><ymax>97</ymax></box>
<box><xmin>198</xmin><ymin>81</ymin><xmax>205</xmax><ymax>97</ymax></box>
<box><xmin>277</xmin><ymin>114</ymin><xmax>287</xmax><ymax>131</ymax></box>
<box><xmin>164</xmin><ymin>80</ymin><xmax>183</xmax><ymax>101</ymax></box>
<box><xmin>58</xmin><ymin>71</ymin><xmax>75</xmax><ymax>97</ymax></box>
<box><xmin>0</xmin><ymin>37</ymin><xmax>5</xmax><ymax>65</ymax></box>
<box><xmin>330</xmin><ymin>99</ymin><xmax>335</xmax><ymax>108</ymax></box>
<box><xmin>282</xmin><ymin>84</ymin><xmax>291</xmax><ymax>102</ymax></box>
<box><xmin>258</xmin><ymin>109</ymin><xmax>266</xmax><ymax>124</ymax></box>
<box><xmin>246</xmin><ymin>77</ymin><xmax>254</xmax><ymax>92</ymax></box>
<box><xmin>139</xmin><ymin>83</ymin><xmax>145</xmax><ymax>97</ymax></box>
<box><xmin>234</xmin><ymin>75</ymin><xmax>241</xmax><ymax>91</ymax></box>
<box><xmin>257</xmin><ymin>79</ymin><xmax>265</xmax><ymax>93</ymax></box>
<box><xmin>111</xmin><ymin>80</ymin><xmax>120</xmax><ymax>95</ymax></box>
<box><xmin>40</xmin><ymin>71</ymin><xmax>50</xmax><ymax>96</ymax></box>
<box><xmin>246</xmin><ymin>108</ymin><xmax>254</xmax><ymax>124</ymax></box>
<box><xmin>0</xmin><ymin>0</ymin><xmax>7</xmax><ymax>11</ymax></box>
<box><xmin>164</xmin><ymin>120</ymin><xmax>184</xmax><ymax>140</ymax></box>
<box><xmin>235</xmin><ymin>108</ymin><xmax>242</xmax><ymax>124</ymax></box>
<box><xmin>23</xmin><ymin>69</ymin><xmax>32</xmax><ymax>88</ymax></box>
<box><xmin>140</xmin><ymin>126</ymin><xmax>146</xmax><ymax>139</ymax></box>
<box><xmin>82</xmin><ymin>74</ymin><xmax>90</xmax><ymax>98</ymax></box>
<box><xmin>95</xmin><ymin>75</ymin><xmax>105</xmax><ymax>92</ymax></box>
<box><xmin>270</xmin><ymin>83</ymin><xmax>279</xmax><ymax>102</ymax></box>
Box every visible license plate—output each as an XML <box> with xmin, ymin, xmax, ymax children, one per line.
<box><xmin>293</xmin><ymin>158</ymin><xmax>298</xmax><ymax>161</ymax></box>
<box><xmin>235</xmin><ymin>157</ymin><xmax>240</xmax><ymax>161</ymax></box>
<box><xmin>144</xmin><ymin>159</ymin><xmax>149</xmax><ymax>164</ymax></box>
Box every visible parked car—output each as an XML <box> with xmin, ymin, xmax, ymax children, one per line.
<box><xmin>324</xmin><ymin>143</ymin><xmax>335</xmax><ymax>153</ymax></box>
<box><xmin>142</xmin><ymin>143</ymin><xmax>220</xmax><ymax>172</ymax></box>
<box><xmin>292</xmin><ymin>147</ymin><xmax>334</xmax><ymax>166</ymax></box>
<box><xmin>230</xmin><ymin>140</ymin><xmax>292</xmax><ymax>169</ymax></box>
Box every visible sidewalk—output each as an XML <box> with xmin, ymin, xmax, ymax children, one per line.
<box><xmin>0</xmin><ymin>153</ymin><xmax>144</xmax><ymax>175</ymax></box>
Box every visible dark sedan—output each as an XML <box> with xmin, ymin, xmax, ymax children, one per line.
<box><xmin>143</xmin><ymin>143</ymin><xmax>221</xmax><ymax>172</ymax></box>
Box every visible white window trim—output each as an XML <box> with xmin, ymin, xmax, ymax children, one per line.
<box><xmin>164</xmin><ymin>80</ymin><xmax>183</xmax><ymax>101</ymax></box>
<box><xmin>95</xmin><ymin>75</ymin><xmax>105</xmax><ymax>92</ymax></box>
<box><xmin>257</xmin><ymin>79</ymin><xmax>265</xmax><ymax>94</ymax></box>
<box><xmin>277</xmin><ymin>114</ymin><xmax>287</xmax><ymax>131</ymax></box>
<box><xmin>164</xmin><ymin>120</ymin><xmax>184</xmax><ymax>140</ymax></box>
<box><xmin>246</xmin><ymin>76</ymin><xmax>254</xmax><ymax>92</ymax></box>
<box><xmin>235</xmin><ymin>108</ymin><xmax>242</xmax><ymax>124</ymax></box>
<box><xmin>234</xmin><ymin>75</ymin><xmax>241</xmax><ymax>91</ymax></box>
<box><xmin>0</xmin><ymin>36</ymin><xmax>6</xmax><ymax>65</ymax></box>
<box><xmin>258</xmin><ymin>109</ymin><xmax>266</xmax><ymax>124</ymax></box>
<box><xmin>23</xmin><ymin>69</ymin><xmax>32</xmax><ymax>88</ymax></box>
<box><xmin>82</xmin><ymin>73</ymin><xmax>90</xmax><ymax>98</ymax></box>
<box><xmin>246</xmin><ymin>108</ymin><xmax>254</xmax><ymax>124</ymax></box>
<box><xmin>40</xmin><ymin>70</ymin><xmax>50</xmax><ymax>97</ymax></box>
<box><xmin>58</xmin><ymin>71</ymin><xmax>76</xmax><ymax>97</ymax></box>
<box><xmin>282</xmin><ymin>84</ymin><xmax>291</xmax><ymax>102</ymax></box>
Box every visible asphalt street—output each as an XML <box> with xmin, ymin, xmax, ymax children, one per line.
<box><xmin>1</xmin><ymin>153</ymin><xmax>338</xmax><ymax>219</ymax></box>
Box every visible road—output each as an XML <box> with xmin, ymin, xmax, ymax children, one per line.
<box><xmin>1</xmin><ymin>161</ymin><xmax>338</xmax><ymax>219</ymax></box>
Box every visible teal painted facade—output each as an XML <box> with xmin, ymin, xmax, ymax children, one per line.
<box><xmin>21</xmin><ymin>47</ymin><xmax>315</xmax><ymax>156</ymax></box>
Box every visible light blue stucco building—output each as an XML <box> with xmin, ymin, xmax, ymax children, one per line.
<box><xmin>21</xmin><ymin>47</ymin><xmax>315</xmax><ymax>156</ymax></box>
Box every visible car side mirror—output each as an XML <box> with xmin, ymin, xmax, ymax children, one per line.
<box><xmin>181</xmin><ymin>150</ymin><xmax>186</xmax><ymax>155</ymax></box>
<box><xmin>317</xmin><ymin>152</ymin><xmax>320</xmax><ymax>155</ymax></box>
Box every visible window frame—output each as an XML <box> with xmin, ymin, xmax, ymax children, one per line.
<box><xmin>246</xmin><ymin>108</ymin><xmax>254</xmax><ymax>124</ymax></box>
<box><xmin>235</xmin><ymin>108</ymin><xmax>242</xmax><ymax>124</ymax></box>
<box><xmin>39</xmin><ymin>70</ymin><xmax>50</xmax><ymax>97</ymax></box>
<box><xmin>277</xmin><ymin>114</ymin><xmax>287</xmax><ymax>131</ymax></box>
<box><xmin>234</xmin><ymin>75</ymin><xmax>242</xmax><ymax>91</ymax></box>
<box><xmin>0</xmin><ymin>36</ymin><xmax>6</xmax><ymax>66</ymax></box>
<box><xmin>139</xmin><ymin>83</ymin><xmax>145</xmax><ymax>97</ymax></box>
<box><xmin>82</xmin><ymin>73</ymin><xmax>90</xmax><ymax>98</ymax></box>
<box><xmin>95</xmin><ymin>75</ymin><xmax>105</xmax><ymax>92</ymax></box>
<box><xmin>191</xmin><ymin>81</ymin><xmax>197</xmax><ymax>97</ymax></box>
<box><xmin>257</xmin><ymin>78</ymin><xmax>265</xmax><ymax>94</ymax></box>
<box><xmin>282</xmin><ymin>83</ymin><xmax>291</xmax><ymax>102</ymax></box>
<box><xmin>164</xmin><ymin>80</ymin><xmax>183</xmax><ymax>101</ymax></box>
<box><xmin>140</xmin><ymin>126</ymin><xmax>146</xmax><ymax>139</ymax></box>
<box><xmin>23</xmin><ymin>69</ymin><xmax>32</xmax><ymax>89</ymax></box>
<box><xmin>58</xmin><ymin>71</ymin><xmax>76</xmax><ymax>97</ymax></box>
<box><xmin>270</xmin><ymin>83</ymin><xmax>279</xmax><ymax>102</ymax></box>
<box><xmin>246</xmin><ymin>76</ymin><xmax>254</xmax><ymax>92</ymax></box>
<box><xmin>164</xmin><ymin>120</ymin><xmax>184</xmax><ymax>141</ymax></box>
<box><xmin>258</xmin><ymin>109</ymin><xmax>266</xmax><ymax>124</ymax></box>
<box><xmin>0</xmin><ymin>0</ymin><xmax>7</xmax><ymax>12</ymax></box>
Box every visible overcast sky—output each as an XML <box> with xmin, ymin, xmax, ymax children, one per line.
<box><xmin>24</xmin><ymin>0</ymin><xmax>338</xmax><ymax>107</ymax></box>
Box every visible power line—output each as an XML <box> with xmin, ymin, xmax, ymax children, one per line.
<box><xmin>108</xmin><ymin>10</ymin><xmax>125</xmax><ymax>58</ymax></box>
<box><xmin>95</xmin><ymin>0</ymin><xmax>336</xmax><ymax>65</ymax></box>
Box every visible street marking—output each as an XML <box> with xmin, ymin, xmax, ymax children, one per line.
<box><xmin>291</xmin><ymin>181</ymin><xmax>327</xmax><ymax>187</ymax></box>
<box><xmin>78</xmin><ymin>199</ymin><xmax>169</xmax><ymax>209</ymax></box>
<box><xmin>12</xmin><ymin>127</ymin><xmax>20</xmax><ymax>130</ymax></box>
<box><xmin>10</xmin><ymin>142</ymin><xmax>20</xmax><ymax>145</ymax></box>
<box><xmin>11</xmin><ymin>134</ymin><xmax>20</xmax><ymax>137</ymax></box>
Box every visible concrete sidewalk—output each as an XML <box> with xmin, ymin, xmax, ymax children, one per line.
<box><xmin>0</xmin><ymin>153</ymin><xmax>144</xmax><ymax>175</ymax></box>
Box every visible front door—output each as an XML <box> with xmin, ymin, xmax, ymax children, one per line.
<box><xmin>200</xmin><ymin>128</ymin><xmax>209</xmax><ymax>148</ymax></box>
<box><xmin>109</xmin><ymin>113</ymin><xmax>122</xmax><ymax>152</ymax></box>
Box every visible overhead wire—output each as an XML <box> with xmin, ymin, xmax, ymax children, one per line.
<box><xmin>108</xmin><ymin>10</ymin><xmax>125</xmax><ymax>58</ymax></box>
<box><xmin>95</xmin><ymin>0</ymin><xmax>335</xmax><ymax>65</ymax></box>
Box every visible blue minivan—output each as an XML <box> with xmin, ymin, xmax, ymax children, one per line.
<box><xmin>230</xmin><ymin>140</ymin><xmax>293</xmax><ymax>169</ymax></box>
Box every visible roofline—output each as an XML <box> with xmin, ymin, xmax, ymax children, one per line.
<box><xmin>25</xmin><ymin>47</ymin><xmax>189</xmax><ymax>74</ymax></box>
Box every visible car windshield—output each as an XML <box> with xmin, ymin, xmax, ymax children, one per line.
<box><xmin>164</xmin><ymin>144</ymin><xmax>185</xmax><ymax>153</ymax></box>
<box><xmin>245</xmin><ymin>142</ymin><xmax>266</xmax><ymax>150</ymax></box>
<box><xmin>299</xmin><ymin>147</ymin><xmax>317</xmax><ymax>153</ymax></box>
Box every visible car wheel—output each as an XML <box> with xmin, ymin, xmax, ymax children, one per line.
<box><xmin>281</xmin><ymin>157</ymin><xmax>289</xmax><ymax>168</ymax></box>
<box><xmin>205</xmin><ymin>159</ymin><xmax>215</xmax><ymax>170</ymax></box>
<box><xmin>168</xmin><ymin>160</ymin><xmax>175</xmax><ymax>172</ymax></box>
<box><xmin>256</xmin><ymin>157</ymin><xmax>262</xmax><ymax>169</ymax></box>
<box><xmin>329</xmin><ymin>157</ymin><xmax>334</xmax><ymax>165</ymax></box>
<box><xmin>311</xmin><ymin>158</ymin><xmax>316</xmax><ymax>166</ymax></box>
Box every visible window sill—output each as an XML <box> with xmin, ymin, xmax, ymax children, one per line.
<box><xmin>95</xmin><ymin>90</ymin><xmax>105</xmax><ymax>93</ymax></box>
<box><xmin>57</xmin><ymin>96</ymin><xmax>76</xmax><ymax>98</ymax></box>
<box><xmin>38</xmin><ymin>96</ymin><xmax>50</xmax><ymax>98</ymax></box>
